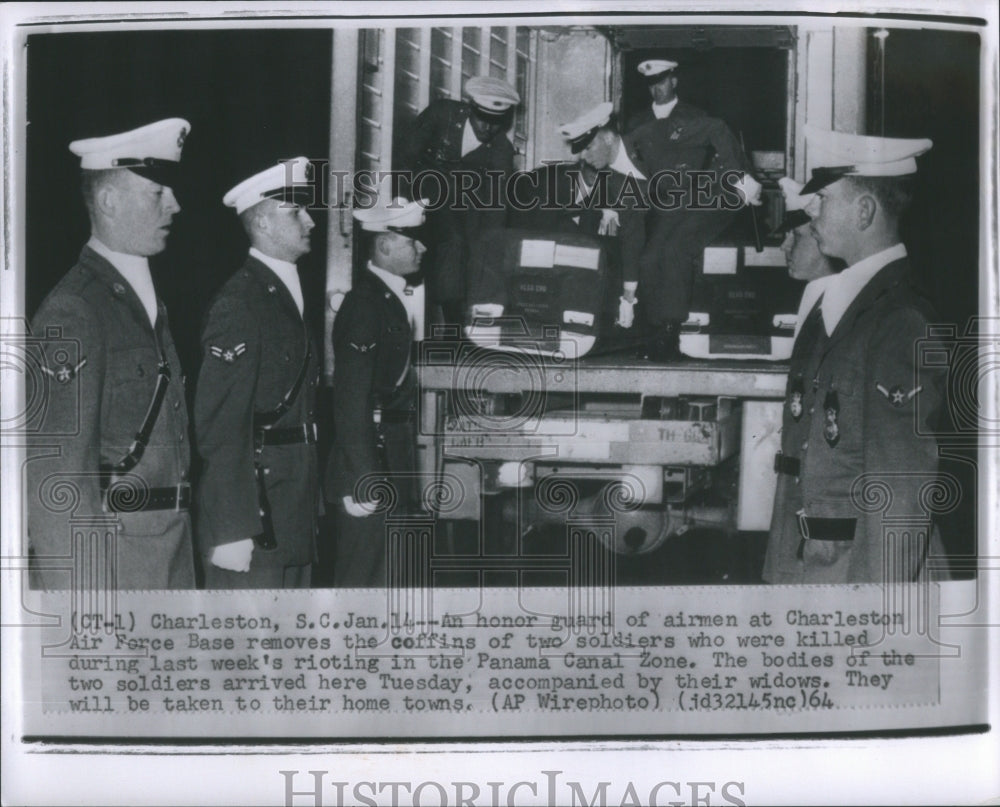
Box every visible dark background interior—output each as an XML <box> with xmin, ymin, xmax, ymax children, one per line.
<box><xmin>26</xmin><ymin>29</ymin><xmax>332</xmax><ymax>387</ymax></box>
<box><xmin>622</xmin><ymin>46</ymin><xmax>790</xmax><ymax>151</ymax></box>
<box><xmin>872</xmin><ymin>28</ymin><xmax>981</xmax><ymax>568</ymax></box>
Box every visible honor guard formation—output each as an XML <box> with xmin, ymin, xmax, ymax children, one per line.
<box><xmin>26</xmin><ymin>54</ymin><xmax>954</xmax><ymax>588</ymax></box>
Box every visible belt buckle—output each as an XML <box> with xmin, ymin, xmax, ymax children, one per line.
<box><xmin>175</xmin><ymin>483</ymin><xmax>191</xmax><ymax>512</ymax></box>
<box><xmin>301</xmin><ymin>422</ymin><xmax>309</xmax><ymax>442</ymax></box>
<box><xmin>796</xmin><ymin>508</ymin><xmax>810</xmax><ymax>540</ymax></box>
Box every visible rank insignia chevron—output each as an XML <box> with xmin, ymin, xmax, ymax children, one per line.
<box><xmin>209</xmin><ymin>342</ymin><xmax>247</xmax><ymax>364</ymax></box>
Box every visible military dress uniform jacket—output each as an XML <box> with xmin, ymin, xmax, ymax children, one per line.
<box><xmin>398</xmin><ymin>99</ymin><xmax>516</xmax><ymax>195</ymax></box>
<box><xmin>763</xmin><ymin>258</ymin><xmax>944</xmax><ymax>584</ymax></box>
<box><xmin>627</xmin><ymin>101</ymin><xmax>751</xmax><ymax>199</ymax></box>
<box><xmin>325</xmin><ymin>268</ymin><xmax>416</xmax><ymax>504</ymax></box>
<box><xmin>625</xmin><ymin>103</ymin><xmax>750</xmax><ymax>325</ymax></box>
<box><xmin>625</xmin><ymin>106</ymin><xmax>657</xmax><ymax>135</ymax></box>
<box><xmin>507</xmin><ymin>162</ymin><xmax>646</xmax><ymax>285</ymax></box>
<box><xmin>397</xmin><ymin>99</ymin><xmax>516</xmax><ymax>305</ymax></box>
<box><xmin>27</xmin><ymin>246</ymin><xmax>194</xmax><ymax>589</ymax></box>
<box><xmin>194</xmin><ymin>257</ymin><xmax>321</xmax><ymax>569</ymax></box>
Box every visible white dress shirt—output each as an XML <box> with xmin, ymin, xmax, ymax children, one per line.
<box><xmin>793</xmin><ymin>274</ymin><xmax>835</xmax><ymax>338</ymax></box>
<box><xmin>461</xmin><ymin>119</ymin><xmax>512</xmax><ymax>158</ymax></box>
<box><xmin>820</xmin><ymin>243</ymin><xmax>907</xmax><ymax>335</ymax></box>
<box><xmin>368</xmin><ymin>261</ymin><xmax>424</xmax><ymax>385</ymax></box>
<box><xmin>651</xmin><ymin>97</ymin><xmax>679</xmax><ymax>120</ymax></box>
<box><xmin>250</xmin><ymin>247</ymin><xmax>303</xmax><ymax>316</ymax></box>
<box><xmin>87</xmin><ymin>236</ymin><xmax>158</xmax><ymax>326</ymax></box>
<box><xmin>461</xmin><ymin>119</ymin><xmax>481</xmax><ymax>157</ymax></box>
<box><xmin>609</xmin><ymin>137</ymin><xmax>646</xmax><ymax>181</ymax></box>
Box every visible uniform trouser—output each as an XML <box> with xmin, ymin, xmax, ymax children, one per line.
<box><xmin>31</xmin><ymin>512</ymin><xmax>196</xmax><ymax>591</ymax></box>
<box><xmin>638</xmin><ymin>206</ymin><xmax>735</xmax><ymax>328</ymax></box>
<box><xmin>764</xmin><ymin>491</ymin><xmax>952</xmax><ymax>584</ymax></box>
<box><xmin>333</xmin><ymin>509</ymin><xmax>388</xmax><ymax>588</ymax></box>
<box><xmin>202</xmin><ymin>554</ymin><xmax>311</xmax><ymax>589</ymax></box>
<box><xmin>333</xmin><ymin>420</ymin><xmax>416</xmax><ymax>588</ymax></box>
<box><xmin>424</xmin><ymin>206</ymin><xmax>467</xmax><ymax>329</ymax></box>
<box><xmin>430</xmin><ymin>236</ymin><xmax>467</xmax><ymax>329</ymax></box>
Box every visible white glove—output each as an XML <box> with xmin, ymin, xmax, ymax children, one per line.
<box><xmin>210</xmin><ymin>538</ymin><xmax>254</xmax><ymax>573</ymax></box>
<box><xmin>734</xmin><ymin>173</ymin><xmax>763</xmax><ymax>207</ymax></box>
<box><xmin>342</xmin><ymin>496</ymin><xmax>378</xmax><ymax>517</ymax></box>
<box><xmin>617</xmin><ymin>296</ymin><xmax>636</xmax><ymax>329</ymax></box>
<box><xmin>598</xmin><ymin>209</ymin><xmax>620</xmax><ymax>236</ymax></box>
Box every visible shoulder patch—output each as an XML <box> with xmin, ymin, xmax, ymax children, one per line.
<box><xmin>877</xmin><ymin>382</ymin><xmax>922</xmax><ymax>407</ymax></box>
<box><xmin>209</xmin><ymin>343</ymin><xmax>247</xmax><ymax>364</ymax></box>
<box><xmin>41</xmin><ymin>357</ymin><xmax>87</xmax><ymax>384</ymax></box>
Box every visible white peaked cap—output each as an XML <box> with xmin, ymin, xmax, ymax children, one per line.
<box><xmin>559</xmin><ymin>101</ymin><xmax>614</xmax><ymax>153</ymax></box>
<box><xmin>464</xmin><ymin>75</ymin><xmax>520</xmax><ymax>115</ymax></box>
<box><xmin>69</xmin><ymin>117</ymin><xmax>190</xmax><ymax>168</ymax></box>
<box><xmin>637</xmin><ymin>59</ymin><xmax>678</xmax><ymax>78</ymax></box>
<box><xmin>802</xmin><ymin>126</ymin><xmax>933</xmax><ymax>193</ymax></box>
<box><xmin>223</xmin><ymin>157</ymin><xmax>313</xmax><ymax>214</ymax></box>
<box><xmin>354</xmin><ymin>176</ymin><xmax>427</xmax><ymax>233</ymax></box>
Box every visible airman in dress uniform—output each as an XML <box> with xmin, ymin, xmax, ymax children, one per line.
<box><xmin>763</xmin><ymin>129</ymin><xmax>945</xmax><ymax>583</ymax></box>
<box><xmin>325</xmin><ymin>194</ymin><xmax>427</xmax><ymax>587</ymax></box>
<box><xmin>28</xmin><ymin>118</ymin><xmax>195</xmax><ymax>589</ymax></box>
<box><xmin>624</xmin><ymin>58</ymin><xmax>680</xmax><ymax>134</ymax></box>
<box><xmin>509</xmin><ymin>105</ymin><xmax>648</xmax><ymax>329</ymax></box>
<box><xmin>396</xmin><ymin>75</ymin><xmax>519</xmax><ymax>328</ymax></box>
<box><xmin>774</xmin><ymin>176</ymin><xmax>840</xmax><ymax>339</ymax></box>
<box><xmin>194</xmin><ymin>157</ymin><xmax>321</xmax><ymax>588</ymax></box>
<box><xmin>627</xmin><ymin>59</ymin><xmax>762</xmax><ymax>360</ymax></box>
<box><xmin>560</xmin><ymin>102</ymin><xmax>649</xmax><ymax>329</ymax></box>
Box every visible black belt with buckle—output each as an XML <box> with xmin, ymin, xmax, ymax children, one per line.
<box><xmin>774</xmin><ymin>453</ymin><xmax>801</xmax><ymax>476</ymax></box>
<box><xmin>795</xmin><ymin>510</ymin><xmax>856</xmax><ymax>559</ymax></box>
<box><xmin>796</xmin><ymin>511</ymin><xmax>856</xmax><ymax>541</ymax></box>
<box><xmin>257</xmin><ymin>423</ymin><xmax>317</xmax><ymax>446</ymax></box>
<box><xmin>105</xmin><ymin>482</ymin><xmax>191</xmax><ymax>512</ymax></box>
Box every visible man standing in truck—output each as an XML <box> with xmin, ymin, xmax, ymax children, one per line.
<box><xmin>626</xmin><ymin>58</ymin><xmax>763</xmax><ymax>360</ymax></box>
<box><xmin>397</xmin><ymin>75</ymin><xmax>519</xmax><ymax>329</ymax></box>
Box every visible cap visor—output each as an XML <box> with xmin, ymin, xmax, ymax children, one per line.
<box><xmin>472</xmin><ymin>104</ymin><xmax>510</xmax><ymax>120</ymax></box>
<box><xmin>387</xmin><ymin>224</ymin><xmax>428</xmax><ymax>245</ymax></box>
<box><xmin>642</xmin><ymin>70</ymin><xmax>673</xmax><ymax>83</ymax></box>
<box><xmin>801</xmin><ymin>166</ymin><xmax>853</xmax><ymax>195</ymax></box>
<box><xmin>128</xmin><ymin>164</ymin><xmax>181</xmax><ymax>189</ymax></box>
<box><xmin>265</xmin><ymin>187</ymin><xmax>316</xmax><ymax>208</ymax></box>
<box><xmin>570</xmin><ymin>129</ymin><xmax>598</xmax><ymax>155</ymax></box>
<box><xmin>770</xmin><ymin>209</ymin><xmax>811</xmax><ymax>236</ymax></box>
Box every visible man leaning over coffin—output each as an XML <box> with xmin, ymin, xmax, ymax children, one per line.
<box><xmin>194</xmin><ymin>158</ymin><xmax>322</xmax><ymax>588</ymax></box>
<box><xmin>508</xmin><ymin>101</ymin><xmax>647</xmax><ymax>333</ymax></box>
<box><xmin>555</xmin><ymin>101</ymin><xmax>649</xmax><ymax>331</ymax></box>
<box><xmin>763</xmin><ymin>128</ymin><xmax>949</xmax><ymax>584</ymax></box>
<box><xmin>325</xmin><ymin>191</ymin><xmax>427</xmax><ymax>588</ymax></box>
<box><xmin>28</xmin><ymin>118</ymin><xmax>195</xmax><ymax>589</ymax></box>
